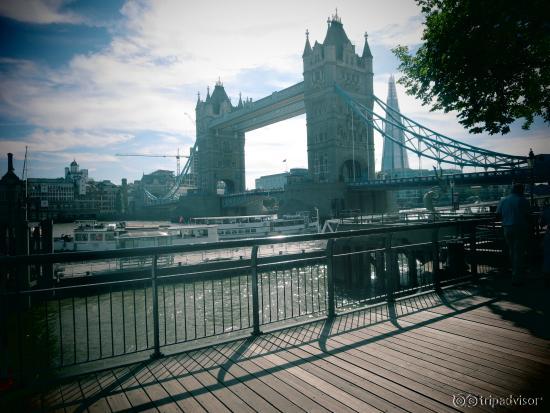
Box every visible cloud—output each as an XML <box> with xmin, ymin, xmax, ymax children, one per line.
<box><xmin>0</xmin><ymin>0</ymin><xmax>82</xmax><ymax>24</ymax></box>
<box><xmin>0</xmin><ymin>129</ymin><xmax>134</xmax><ymax>158</ymax></box>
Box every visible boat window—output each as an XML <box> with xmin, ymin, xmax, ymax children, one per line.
<box><xmin>91</xmin><ymin>233</ymin><xmax>103</xmax><ymax>241</ymax></box>
<box><xmin>251</xmin><ymin>228</ymin><xmax>256</xmax><ymax>233</ymax></box>
<box><xmin>75</xmin><ymin>233</ymin><xmax>87</xmax><ymax>242</ymax></box>
<box><xmin>105</xmin><ymin>233</ymin><xmax>115</xmax><ymax>241</ymax></box>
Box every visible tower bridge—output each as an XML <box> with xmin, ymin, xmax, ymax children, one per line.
<box><xmin>141</xmin><ymin>12</ymin><xmax>545</xmax><ymax>217</ymax></box>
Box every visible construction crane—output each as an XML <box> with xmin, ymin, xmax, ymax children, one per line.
<box><xmin>116</xmin><ymin>148</ymin><xmax>189</xmax><ymax>176</ymax></box>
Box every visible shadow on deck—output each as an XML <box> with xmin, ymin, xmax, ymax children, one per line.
<box><xmin>7</xmin><ymin>275</ymin><xmax>550</xmax><ymax>412</ymax></box>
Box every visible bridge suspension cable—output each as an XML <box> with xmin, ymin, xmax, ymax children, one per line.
<box><xmin>334</xmin><ymin>84</ymin><xmax>528</xmax><ymax>171</ymax></box>
<box><xmin>142</xmin><ymin>144</ymin><xmax>197</xmax><ymax>203</ymax></box>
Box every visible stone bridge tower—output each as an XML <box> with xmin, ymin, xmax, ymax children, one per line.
<box><xmin>303</xmin><ymin>12</ymin><xmax>375</xmax><ymax>183</ymax></box>
<box><xmin>195</xmin><ymin>80</ymin><xmax>245</xmax><ymax>194</ymax></box>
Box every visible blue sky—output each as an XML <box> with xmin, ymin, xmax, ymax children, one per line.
<box><xmin>0</xmin><ymin>0</ymin><xmax>547</xmax><ymax>188</ymax></box>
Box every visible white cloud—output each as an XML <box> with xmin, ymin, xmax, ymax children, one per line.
<box><xmin>0</xmin><ymin>129</ymin><xmax>134</xmax><ymax>159</ymax></box>
<box><xmin>0</xmin><ymin>0</ymin><xmax>82</xmax><ymax>24</ymax></box>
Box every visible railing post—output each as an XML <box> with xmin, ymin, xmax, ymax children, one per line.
<box><xmin>150</xmin><ymin>254</ymin><xmax>163</xmax><ymax>359</ymax></box>
<box><xmin>250</xmin><ymin>245</ymin><xmax>261</xmax><ymax>336</ymax></box>
<box><xmin>326</xmin><ymin>238</ymin><xmax>336</xmax><ymax>319</ymax></box>
<box><xmin>385</xmin><ymin>235</ymin><xmax>398</xmax><ymax>302</ymax></box>
<box><xmin>470</xmin><ymin>225</ymin><xmax>478</xmax><ymax>277</ymax></box>
<box><xmin>432</xmin><ymin>228</ymin><xmax>441</xmax><ymax>290</ymax></box>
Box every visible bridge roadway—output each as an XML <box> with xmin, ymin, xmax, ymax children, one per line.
<box><xmin>349</xmin><ymin>167</ymin><xmax>544</xmax><ymax>191</ymax></box>
<box><xmin>29</xmin><ymin>276</ymin><xmax>550</xmax><ymax>412</ymax></box>
<box><xmin>219</xmin><ymin>167</ymin><xmax>544</xmax><ymax>208</ymax></box>
<box><xmin>209</xmin><ymin>82</ymin><xmax>305</xmax><ymax>132</ymax></box>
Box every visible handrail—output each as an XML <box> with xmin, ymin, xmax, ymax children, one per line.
<box><xmin>0</xmin><ymin>218</ymin><xmax>492</xmax><ymax>265</ymax></box>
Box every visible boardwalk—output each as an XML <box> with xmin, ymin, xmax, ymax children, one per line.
<box><xmin>25</xmin><ymin>276</ymin><xmax>550</xmax><ymax>412</ymax></box>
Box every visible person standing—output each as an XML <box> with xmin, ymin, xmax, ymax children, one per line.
<box><xmin>496</xmin><ymin>183</ymin><xmax>531</xmax><ymax>284</ymax></box>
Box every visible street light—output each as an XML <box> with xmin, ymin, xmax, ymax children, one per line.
<box><xmin>528</xmin><ymin>148</ymin><xmax>535</xmax><ymax>207</ymax></box>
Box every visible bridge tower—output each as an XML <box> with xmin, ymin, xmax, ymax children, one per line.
<box><xmin>195</xmin><ymin>80</ymin><xmax>245</xmax><ymax>194</ymax></box>
<box><xmin>303</xmin><ymin>11</ymin><xmax>375</xmax><ymax>183</ymax></box>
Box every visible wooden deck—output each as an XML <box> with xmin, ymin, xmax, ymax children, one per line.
<box><xmin>25</xmin><ymin>277</ymin><xmax>550</xmax><ymax>412</ymax></box>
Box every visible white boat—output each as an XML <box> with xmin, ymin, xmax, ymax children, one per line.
<box><xmin>269</xmin><ymin>214</ymin><xmax>318</xmax><ymax>236</ymax></box>
<box><xmin>54</xmin><ymin>220</ymin><xmax>218</xmax><ymax>252</ymax></box>
<box><xmin>117</xmin><ymin>224</ymin><xmax>218</xmax><ymax>249</ymax></box>
<box><xmin>191</xmin><ymin>215</ymin><xmax>274</xmax><ymax>240</ymax></box>
<box><xmin>191</xmin><ymin>213</ymin><xmax>318</xmax><ymax>240</ymax></box>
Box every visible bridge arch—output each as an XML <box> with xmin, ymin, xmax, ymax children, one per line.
<box><xmin>339</xmin><ymin>159</ymin><xmax>363</xmax><ymax>183</ymax></box>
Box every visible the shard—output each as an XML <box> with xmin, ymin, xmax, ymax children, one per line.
<box><xmin>381</xmin><ymin>75</ymin><xmax>410</xmax><ymax>172</ymax></box>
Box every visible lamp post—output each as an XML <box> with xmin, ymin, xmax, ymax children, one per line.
<box><xmin>528</xmin><ymin>148</ymin><xmax>535</xmax><ymax>207</ymax></box>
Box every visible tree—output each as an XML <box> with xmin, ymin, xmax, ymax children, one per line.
<box><xmin>393</xmin><ymin>0</ymin><xmax>550</xmax><ymax>134</ymax></box>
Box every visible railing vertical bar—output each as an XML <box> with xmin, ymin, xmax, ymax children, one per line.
<box><xmin>250</xmin><ymin>245</ymin><xmax>261</xmax><ymax>335</ymax></box>
<box><xmin>193</xmin><ymin>281</ymin><xmax>197</xmax><ymax>339</ymax></box>
<box><xmin>326</xmin><ymin>238</ymin><xmax>336</xmax><ymax>319</ymax></box>
<box><xmin>72</xmin><ymin>296</ymin><xmax>76</xmax><ymax>364</ymax></box>
<box><xmin>109</xmin><ymin>286</ymin><xmax>114</xmax><ymax>356</ymax></box>
<box><xmin>150</xmin><ymin>254</ymin><xmax>162</xmax><ymax>358</ymax></box>
<box><xmin>144</xmin><ymin>281</ymin><xmax>148</xmax><ymax>348</ymax></box>
<box><xmin>470</xmin><ymin>225</ymin><xmax>478</xmax><ymax>277</ymax></box>
<box><xmin>267</xmin><ymin>270</ymin><xmax>272</xmax><ymax>323</ymax></box>
<box><xmin>298</xmin><ymin>269</ymin><xmax>307</xmax><ymax>316</ymax></box>
<box><xmin>221</xmin><ymin>278</ymin><xmax>225</xmax><ymax>333</ymax></box>
<box><xmin>288</xmin><ymin>268</ymin><xmax>293</xmax><ymax>318</ymax></box>
<box><xmin>229</xmin><ymin>275</ymin><xmax>234</xmax><ymax>331</ymax></box>
<box><xmin>238</xmin><ymin>275</ymin><xmax>243</xmax><ymax>330</ymax></box>
<box><xmin>183</xmin><ymin>282</ymin><xmax>188</xmax><ymax>342</ymax></box>
<box><xmin>132</xmin><ymin>288</ymin><xmax>137</xmax><ymax>351</ymax></box>
<box><xmin>432</xmin><ymin>229</ymin><xmax>441</xmax><ymax>290</ymax></box>
<box><xmin>211</xmin><ymin>279</ymin><xmax>216</xmax><ymax>335</ymax></box>
<box><xmin>202</xmin><ymin>280</ymin><xmax>207</xmax><ymax>337</ymax></box>
<box><xmin>317</xmin><ymin>265</ymin><xmax>322</xmax><ymax>313</ymax></box>
<box><xmin>44</xmin><ymin>298</ymin><xmax>51</xmax><ymax>365</ymax></box>
<box><xmin>97</xmin><ymin>294</ymin><xmax>102</xmax><ymax>358</ymax></box>
<box><xmin>121</xmin><ymin>290</ymin><xmax>126</xmax><ymax>353</ymax></box>
<box><xmin>162</xmin><ymin>283</ymin><xmax>167</xmax><ymax>346</ymax></box>
<box><xmin>173</xmin><ymin>283</ymin><xmax>177</xmax><ymax>344</ymax></box>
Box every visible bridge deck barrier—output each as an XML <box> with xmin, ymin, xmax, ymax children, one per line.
<box><xmin>0</xmin><ymin>218</ymin><xmax>505</xmax><ymax>383</ymax></box>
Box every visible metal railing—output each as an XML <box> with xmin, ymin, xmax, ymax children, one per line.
<box><xmin>0</xmin><ymin>218</ymin><xmax>503</xmax><ymax>383</ymax></box>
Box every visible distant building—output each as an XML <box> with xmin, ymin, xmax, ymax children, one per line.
<box><xmin>65</xmin><ymin>159</ymin><xmax>88</xmax><ymax>195</ymax></box>
<box><xmin>255</xmin><ymin>168</ymin><xmax>308</xmax><ymax>190</ymax></box>
<box><xmin>381</xmin><ymin>76</ymin><xmax>410</xmax><ymax>172</ymax></box>
<box><xmin>140</xmin><ymin>170</ymin><xmax>175</xmax><ymax>197</ymax></box>
<box><xmin>27</xmin><ymin>178</ymin><xmax>74</xmax><ymax>217</ymax></box>
<box><xmin>0</xmin><ymin>153</ymin><xmax>26</xmax><ymax>255</ymax></box>
<box><xmin>27</xmin><ymin>159</ymin><xmax>121</xmax><ymax>220</ymax></box>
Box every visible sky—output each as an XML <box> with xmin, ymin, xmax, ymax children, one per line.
<box><xmin>0</xmin><ymin>0</ymin><xmax>548</xmax><ymax>189</ymax></box>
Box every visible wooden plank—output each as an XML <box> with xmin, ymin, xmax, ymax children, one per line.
<box><xmin>174</xmin><ymin>351</ymin><xmax>256</xmax><ymax>413</ymax></box>
<box><xmin>394</xmin><ymin>308</ymin><xmax>550</xmax><ymax>362</ymax></box>
<box><xmin>133</xmin><ymin>361</ymin><xmax>183</xmax><ymax>413</ymax></box>
<box><xmin>148</xmin><ymin>358</ymin><xmax>207</xmax><ymax>413</ymax></box>
<box><xmin>260</xmin><ymin>346</ymin><xmax>389</xmax><ymax>412</ymax></box>
<box><xmin>108</xmin><ymin>366</ymin><xmax>153</xmax><ymax>412</ymax></box>
<box><xmin>214</xmin><ymin>341</ymin><xmax>349</xmax><ymax>413</ymax></box>
<box><xmin>372</xmin><ymin>316</ymin><xmax>545</xmax><ymax>381</ymax></box>
<box><xmin>185</xmin><ymin>349</ymin><xmax>283</xmax><ymax>413</ymax></box>
<box><xmin>346</xmin><ymin>325</ymin><xmax>523</xmax><ymax>399</ymax></box>
<box><xmin>268</xmin><ymin>333</ymin><xmax>458</xmax><ymax>413</ymax></box>
<box><xmin>366</xmin><ymin>321</ymin><xmax>532</xmax><ymax>391</ymax></box>
<box><xmin>309</xmin><ymin>328</ymin><xmax>492</xmax><ymax>413</ymax></box>
<box><xmin>212</xmin><ymin>342</ymin><xmax>331</xmax><ymax>413</ymax></box>
<box><xmin>95</xmin><ymin>369</ymin><xmax>134</xmax><ymax>412</ymax></box>
<box><xmin>75</xmin><ymin>374</ymin><xmax>113</xmax><ymax>413</ymax></box>
<box><xmin>162</xmin><ymin>356</ymin><xmax>230</xmax><ymax>413</ymax></box>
